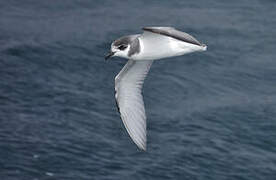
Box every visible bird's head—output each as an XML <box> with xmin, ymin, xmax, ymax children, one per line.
<box><xmin>105</xmin><ymin>36</ymin><xmax>132</xmax><ymax>60</ymax></box>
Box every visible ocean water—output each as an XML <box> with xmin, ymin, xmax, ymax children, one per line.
<box><xmin>0</xmin><ymin>0</ymin><xmax>276</xmax><ymax>179</ymax></box>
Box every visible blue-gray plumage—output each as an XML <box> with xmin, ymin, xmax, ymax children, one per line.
<box><xmin>106</xmin><ymin>27</ymin><xmax>207</xmax><ymax>150</ymax></box>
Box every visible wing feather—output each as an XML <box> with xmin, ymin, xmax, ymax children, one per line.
<box><xmin>115</xmin><ymin>60</ymin><xmax>153</xmax><ymax>151</ymax></box>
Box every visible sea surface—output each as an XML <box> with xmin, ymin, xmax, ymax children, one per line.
<box><xmin>0</xmin><ymin>0</ymin><xmax>276</xmax><ymax>179</ymax></box>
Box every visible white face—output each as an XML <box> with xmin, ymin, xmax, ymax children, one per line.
<box><xmin>111</xmin><ymin>43</ymin><xmax>130</xmax><ymax>59</ymax></box>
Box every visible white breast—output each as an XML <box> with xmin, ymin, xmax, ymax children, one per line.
<box><xmin>131</xmin><ymin>31</ymin><xmax>206</xmax><ymax>61</ymax></box>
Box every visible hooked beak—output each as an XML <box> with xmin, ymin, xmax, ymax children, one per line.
<box><xmin>105</xmin><ymin>51</ymin><xmax>115</xmax><ymax>60</ymax></box>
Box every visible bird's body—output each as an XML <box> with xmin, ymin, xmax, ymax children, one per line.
<box><xmin>106</xmin><ymin>27</ymin><xmax>207</xmax><ymax>150</ymax></box>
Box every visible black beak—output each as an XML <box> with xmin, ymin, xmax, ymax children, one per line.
<box><xmin>105</xmin><ymin>51</ymin><xmax>115</xmax><ymax>60</ymax></box>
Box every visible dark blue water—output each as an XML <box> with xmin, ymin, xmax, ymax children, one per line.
<box><xmin>1</xmin><ymin>0</ymin><xmax>276</xmax><ymax>179</ymax></box>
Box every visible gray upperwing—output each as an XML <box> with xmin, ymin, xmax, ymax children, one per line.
<box><xmin>142</xmin><ymin>27</ymin><xmax>202</xmax><ymax>46</ymax></box>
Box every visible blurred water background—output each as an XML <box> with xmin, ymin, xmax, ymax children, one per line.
<box><xmin>0</xmin><ymin>0</ymin><xmax>276</xmax><ymax>179</ymax></box>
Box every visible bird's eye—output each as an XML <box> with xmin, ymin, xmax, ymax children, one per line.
<box><xmin>118</xmin><ymin>45</ymin><xmax>127</xmax><ymax>50</ymax></box>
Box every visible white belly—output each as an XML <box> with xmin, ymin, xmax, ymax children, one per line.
<box><xmin>131</xmin><ymin>35</ymin><xmax>206</xmax><ymax>61</ymax></box>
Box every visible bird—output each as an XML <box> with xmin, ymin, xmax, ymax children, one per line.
<box><xmin>105</xmin><ymin>27</ymin><xmax>207</xmax><ymax>151</ymax></box>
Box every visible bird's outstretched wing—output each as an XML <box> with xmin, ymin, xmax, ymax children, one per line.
<box><xmin>115</xmin><ymin>60</ymin><xmax>153</xmax><ymax>151</ymax></box>
<box><xmin>142</xmin><ymin>26</ymin><xmax>202</xmax><ymax>46</ymax></box>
